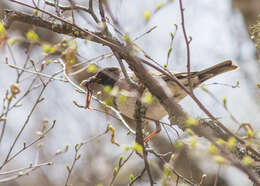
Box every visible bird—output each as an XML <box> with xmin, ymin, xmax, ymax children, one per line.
<box><xmin>80</xmin><ymin>60</ymin><xmax>238</xmax><ymax>141</ymax></box>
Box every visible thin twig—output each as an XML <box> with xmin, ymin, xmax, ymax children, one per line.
<box><xmin>0</xmin><ymin>43</ymin><xmax>33</xmax><ymax>144</ymax></box>
<box><xmin>179</xmin><ymin>0</ymin><xmax>192</xmax><ymax>91</ymax></box>
<box><xmin>0</xmin><ymin>77</ymin><xmax>41</xmax><ymax>120</ymax></box>
<box><xmin>199</xmin><ymin>174</ymin><xmax>207</xmax><ymax>186</ymax></box>
<box><xmin>0</xmin><ymin>120</ymin><xmax>56</xmax><ymax>169</ymax></box>
<box><xmin>54</xmin><ymin>0</ymin><xmax>61</xmax><ymax>17</ymax></box>
<box><xmin>88</xmin><ymin>0</ymin><xmax>99</xmax><ymax>23</ymax></box>
<box><xmin>113</xmin><ymin>51</ymin><xmax>137</xmax><ymax>89</ymax></box>
<box><xmin>149</xmin><ymin>149</ymin><xmax>195</xmax><ymax>185</ymax></box>
<box><xmin>8</xmin><ymin>64</ymin><xmax>67</xmax><ymax>82</ymax></box>
<box><xmin>65</xmin><ymin>131</ymin><xmax>107</xmax><ymax>185</ymax></box>
<box><xmin>16</xmin><ymin>42</ymin><xmax>32</xmax><ymax>83</ymax></box>
<box><xmin>129</xmin><ymin>168</ymin><xmax>146</xmax><ymax>186</ymax></box>
<box><xmin>64</xmin><ymin>143</ymin><xmax>82</xmax><ymax>186</ymax></box>
<box><xmin>67</xmin><ymin>0</ymin><xmax>76</xmax><ymax>23</ymax></box>
<box><xmin>0</xmin><ymin>97</ymin><xmax>11</xmax><ymax>144</ymax></box>
<box><xmin>5</xmin><ymin>1</ymin><xmax>260</xmax><ymax>182</ymax></box>
<box><xmin>0</xmin><ymin>161</ymin><xmax>53</xmax><ymax>183</ymax></box>
<box><xmin>98</xmin><ymin>0</ymin><xmax>110</xmax><ymax>34</ymax></box>
<box><xmin>214</xmin><ymin>165</ymin><xmax>221</xmax><ymax>186</ymax></box>
<box><xmin>109</xmin><ymin>151</ymin><xmax>134</xmax><ymax>185</ymax></box>
<box><xmin>0</xmin><ymin>72</ymin><xmax>60</xmax><ymax>169</ymax></box>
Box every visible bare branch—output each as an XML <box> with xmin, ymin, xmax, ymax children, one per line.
<box><xmin>0</xmin><ymin>162</ymin><xmax>53</xmax><ymax>183</ymax></box>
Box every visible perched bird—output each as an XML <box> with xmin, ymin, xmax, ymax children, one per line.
<box><xmin>80</xmin><ymin>60</ymin><xmax>238</xmax><ymax>140</ymax></box>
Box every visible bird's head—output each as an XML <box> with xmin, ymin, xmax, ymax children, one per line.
<box><xmin>80</xmin><ymin>67</ymin><xmax>120</xmax><ymax>109</ymax></box>
<box><xmin>80</xmin><ymin>67</ymin><xmax>121</xmax><ymax>89</ymax></box>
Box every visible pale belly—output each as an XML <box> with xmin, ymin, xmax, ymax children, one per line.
<box><xmin>116</xmin><ymin>94</ymin><xmax>168</xmax><ymax>121</ymax></box>
<box><xmin>94</xmin><ymin>78</ymin><xmax>193</xmax><ymax>121</ymax></box>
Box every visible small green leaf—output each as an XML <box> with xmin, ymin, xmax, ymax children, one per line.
<box><xmin>118</xmin><ymin>95</ymin><xmax>127</xmax><ymax>103</ymax></box>
<box><xmin>119</xmin><ymin>155</ymin><xmax>124</xmax><ymax>161</ymax></box>
<box><xmin>87</xmin><ymin>64</ymin><xmax>98</xmax><ymax>73</ymax></box>
<box><xmin>42</xmin><ymin>44</ymin><xmax>56</xmax><ymax>54</ymax></box>
<box><xmin>173</xmin><ymin>141</ymin><xmax>183</xmax><ymax>149</ymax></box>
<box><xmin>242</xmin><ymin>155</ymin><xmax>253</xmax><ymax>166</ymax></box>
<box><xmin>167</xmin><ymin>48</ymin><xmax>173</xmax><ymax>57</ymax></box>
<box><xmin>133</xmin><ymin>142</ymin><xmax>143</xmax><ymax>153</ymax></box>
<box><xmin>208</xmin><ymin>144</ymin><xmax>218</xmax><ymax>154</ymax></box>
<box><xmin>42</xmin><ymin>59</ymin><xmax>53</xmax><ymax>65</ymax></box>
<box><xmin>0</xmin><ymin>22</ymin><xmax>6</xmax><ymax>35</ymax></box>
<box><xmin>216</xmin><ymin>138</ymin><xmax>225</xmax><ymax>145</ymax></box>
<box><xmin>129</xmin><ymin>173</ymin><xmax>134</xmax><ymax>181</ymax></box>
<box><xmin>123</xmin><ymin>33</ymin><xmax>132</xmax><ymax>45</ymax></box>
<box><xmin>104</xmin><ymin>86</ymin><xmax>112</xmax><ymax>93</ymax></box>
<box><xmin>55</xmin><ymin>149</ymin><xmax>62</xmax><ymax>155</ymax></box>
<box><xmin>143</xmin><ymin>10</ymin><xmax>151</xmax><ymax>20</ymax></box>
<box><xmin>119</xmin><ymin>155</ymin><xmax>124</xmax><ymax>166</ymax></box>
<box><xmin>8</xmin><ymin>37</ymin><xmax>17</xmax><ymax>46</ymax></box>
<box><xmin>200</xmin><ymin>86</ymin><xmax>208</xmax><ymax>93</ymax></box>
<box><xmin>156</xmin><ymin>2</ymin><xmax>164</xmax><ymax>10</ymax></box>
<box><xmin>170</xmin><ymin>32</ymin><xmax>174</xmax><ymax>40</ymax></box>
<box><xmin>185</xmin><ymin>117</ymin><xmax>199</xmax><ymax>127</ymax></box>
<box><xmin>65</xmin><ymin>145</ymin><xmax>69</xmax><ymax>152</ymax></box>
<box><xmin>248</xmin><ymin>129</ymin><xmax>254</xmax><ymax>138</ymax></box>
<box><xmin>104</xmin><ymin>97</ymin><xmax>113</xmax><ymax>106</ymax></box>
<box><xmin>213</xmin><ymin>155</ymin><xmax>227</xmax><ymax>164</ymax></box>
<box><xmin>189</xmin><ymin>137</ymin><xmax>197</xmax><ymax>148</ymax></box>
<box><xmin>33</xmin><ymin>9</ymin><xmax>38</xmax><ymax>16</ymax></box>
<box><xmin>110</xmin><ymin>86</ymin><xmax>119</xmax><ymax>96</ymax></box>
<box><xmin>26</xmin><ymin>30</ymin><xmax>39</xmax><ymax>43</ymax></box>
<box><xmin>113</xmin><ymin>167</ymin><xmax>118</xmax><ymax>175</ymax></box>
<box><xmin>142</xmin><ymin>92</ymin><xmax>153</xmax><ymax>104</ymax></box>
<box><xmin>227</xmin><ymin>137</ymin><xmax>236</xmax><ymax>149</ymax></box>
<box><xmin>163</xmin><ymin>164</ymin><xmax>170</xmax><ymax>176</ymax></box>
<box><xmin>122</xmin><ymin>145</ymin><xmax>131</xmax><ymax>152</ymax></box>
<box><xmin>222</xmin><ymin>96</ymin><xmax>227</xmax><ymax>106</ymax></box>
<box><xmin>76</xmin><ymin>154</ymin><xmax>81</xmax><ymax>160</ymax></box>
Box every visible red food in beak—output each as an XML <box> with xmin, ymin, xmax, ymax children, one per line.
<box><xmin>80</xmin><ymin>80</ymin><xmax>93</xmax><ymax>109</ymax></box>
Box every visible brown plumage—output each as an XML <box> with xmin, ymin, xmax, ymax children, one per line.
<box><xmin>80</xmin><ymin>60</ymin><xmax>238</xmax><ymax>141</ymax></box>
<box><xmin>81</xmin><ymin>60</ymin><xmax>238</xmax><ymax>121</ymax></box>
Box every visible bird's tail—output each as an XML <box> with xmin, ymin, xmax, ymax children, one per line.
<box><xmin>197</xmin><ymin>60</ymin><xmax>238</xmax><ymax>83</ymax></box>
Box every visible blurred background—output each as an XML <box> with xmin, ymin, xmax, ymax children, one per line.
<box><xmin>0</xmin><ymin>0</ymin><xmax>259</xmax><ymax>185</ymax></box>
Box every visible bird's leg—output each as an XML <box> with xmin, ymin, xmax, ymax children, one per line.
<box><xmin>144</xmin><ymin>121</ymin><xmax>161</xmax><ymax>142</ymax></box>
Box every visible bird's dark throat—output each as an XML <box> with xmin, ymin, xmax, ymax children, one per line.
<box><xmin>95</xmin><ymin>70</ymin><xmax>117</xmax><ymax>87</ymax></box>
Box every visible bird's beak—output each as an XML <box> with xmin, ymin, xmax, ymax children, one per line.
<box><xmin>80</xmin><ymin>77</ymin><xmax>100</xmax><ymax>87</ymax></box>
<box><xmin>80</xmin><ymin>80</ymin><xmax>89</xmax><ymax>87</ymax></box>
